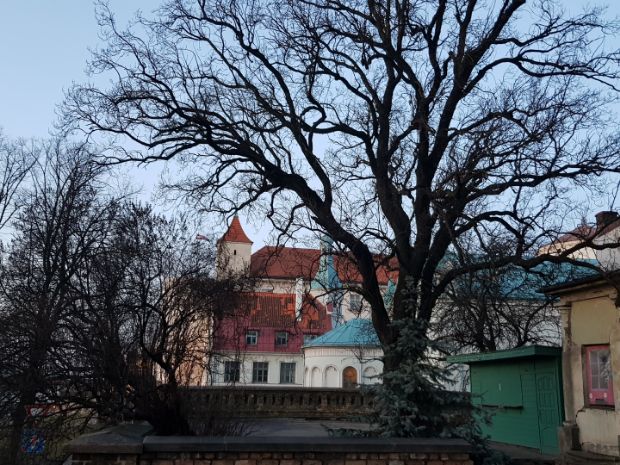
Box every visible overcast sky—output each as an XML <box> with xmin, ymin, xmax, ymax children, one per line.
<box><xmin>1</xmin><ymin>1</ymin><xmax>618</xmax><ymax>246</ymax></box>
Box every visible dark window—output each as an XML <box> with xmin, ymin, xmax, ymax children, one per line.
<box><xmin>303</xmin><ymin>334</ymin><xmax>318</xmax><ymax>345</ymax></box>
<box><xmin>275</xmin><ymin>331</ymin><xmax>288</xmax><ymax>346</ymax></box>
<box><xmin>246</xmin><ymin>330</ymin><xmax>258</xmax><ymax>345</ymax></box>
<box><xmin>349</xmin><ymin>294</ymin><xmax>364</xmax><ymax>313</ymax></box>
<box><xmin>585</xmin><ymin>345</ymin><xmax>614</xmax><ymax>406</ymax></box>
<box><xmin>252</xmin><ymin>362</ymin><xmax>269</xmax><ymax>383</ymax></box>
<box><xmin>223</xmin><ymin>361</ymin><xmax>240</xmax><ymax>383</ymax></box>
<box><xmin>280</xmin><ymin>362</ymin><xmax>296</xmax><ymax>384</ymax></box>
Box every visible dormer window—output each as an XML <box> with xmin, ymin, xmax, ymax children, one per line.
<box><xmin>275</xmin><ymin>331</ymin><xmax>288</xmax><ymax>346</ymax></box>
<box><xmin>246</xmin><ymin>330</ymin><xmax>258</xmax><ymax>345</ymax></box>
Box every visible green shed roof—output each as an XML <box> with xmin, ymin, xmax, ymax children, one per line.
<box><xmin>446</xmin><ymin>345</ymin><xmax>561</xmax><ymax>364</ymax></box>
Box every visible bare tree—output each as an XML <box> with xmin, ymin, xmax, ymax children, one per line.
<box><xmin>436</xmin><ymin>264</ymin><xmax>559</xmax><ymax>354</ymax></box>
<box><xmin>64</xmin><ymin>0</ymin><xmax>620</xmax><ymax>435</ymax></box>
<box><xmin>62</xmin><ymin>200</ymin><xmax>252</xmax><ymax>435</ymax></box>
<box><xmin>0</xmin><ymin>140</ymin><xmax>113</xmax><ymax>464</ymax></box>
<box><xmin>0</xmin><ymin>130</ymin><xmax>36</xmax><ymax>232</ymax></box>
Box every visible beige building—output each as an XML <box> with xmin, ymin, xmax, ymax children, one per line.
<box><xmin>538</xmin><ymin>211</ymin><xmax>620</xmax><ymax>268</ymax></box>
<box><xmin>545</xmin><ymin>273</ymin><xmax>620</xmax><ymax>458</ymax></box>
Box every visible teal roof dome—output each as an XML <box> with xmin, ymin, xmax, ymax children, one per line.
<box><xmin>304</xmin><ymin>319</ymin><xmax>380</xmax><ymax>348</ymax></box>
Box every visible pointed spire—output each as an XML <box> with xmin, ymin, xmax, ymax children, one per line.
<box><xmin>219</xmin><ymin>215</ymin><xmax>253</xmax><ymax>244</ymax></box>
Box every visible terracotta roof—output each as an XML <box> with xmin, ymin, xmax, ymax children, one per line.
<box><xmin>219</xmin><ymin>216</ymin><xmax>253</xmax><ymax>244</ymax></box>
<box><xmin>249</xmin><ymin>246</ymin><xmax>398</xmax><ymax>285</ymax></box>
<box><xmin>552</xmin><ymin>220</ymin><xmax>620</xmax><ymax>244</ymax></box>
<box><xmin>236</xmin><ymin>292</ymin><xmax>330</xmax><ymax>330</ymax></box>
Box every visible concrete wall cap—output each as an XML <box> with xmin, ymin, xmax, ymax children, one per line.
<box><xmin>66</xmin><ymin>422</ymin><xmax>153</xmax><ymax>454</ymax></box>
<box><xmin>142</xmin><ymin>436</ymin><xmax>471</xmax><ymax>453</ymax></box>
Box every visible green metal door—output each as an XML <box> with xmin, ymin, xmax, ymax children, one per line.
<box><xmin>535</xmin><ymin>371</ymin><xmax>561</xmax><ymax>454</ymax></box>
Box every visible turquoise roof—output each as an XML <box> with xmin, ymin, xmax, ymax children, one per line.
<box><xmin>447</xmin><ymin>259</ymin><xmax>599</xmax><ymax>301</ymax></box>
<box><xmin>303</xmin><ymin>319</ymin><xmax>380</xmax><ymax>348</ymax></box>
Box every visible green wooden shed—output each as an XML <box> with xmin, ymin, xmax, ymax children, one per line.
<box><xmin>447</xmin><ymin>345</ymin><xmax>564</xmax><ymax>455</ymax></box>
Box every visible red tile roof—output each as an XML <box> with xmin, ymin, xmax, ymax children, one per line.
<box><xmin>249</xmin><ymin>246</ymin><xmax>398</xmax><ymax>285</ymax></box>
<box><xmin>554</xmin><ymin>224</ymin><xmax>595</xmax><ymax>244</ymax></box>
<box><xmin>552</xmin><ymin>220</ymin><xmax>620</xmax><ymax>244</ymax></box>
<box><xmin>237</xmin><ymin>292</ymin><xmax>329</xmax><ymax>330</ymax></box>
<box><xmin>213</xmin><ymin>292</ymin><xmax>331</xmax><ymax>352</ymax></box>
<box><xmin>219</xmin><ymin>216</ymin><xmax>253</xmax><ymax>244</ymax></box>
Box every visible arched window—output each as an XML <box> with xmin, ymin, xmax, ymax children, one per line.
<box><xmin>362</xmin><ymin>366</ymin><xmax>377</xmax><ymax>385</ymax></box>
<box><xmin>342</xmin><ymin>366</ymin><xmax>357</xmax><ymax>389</ymax></box>
<box><xmin>311</xmin><ymin>367</ymin><xmax>322</xmax><ymax>387</ymax></box>
<box><xmin>324</xmin><ymin>366</ymin><xmax>338</xmax><ymax>387</ymax></box>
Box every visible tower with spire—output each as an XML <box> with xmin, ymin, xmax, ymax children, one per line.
<box><xmin>217</xmin><ymin>216</ymin><xmax>253</xmax><ymax>276</ymax></box>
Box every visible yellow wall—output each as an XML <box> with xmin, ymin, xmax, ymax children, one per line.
<box><xmin>559</xmin><ymin>288</ymin><xmax>620</xmax><ymax>456</ymax></box>
<box><xmin>571</xmin><ymin>296</ymin><xmax>618</xmax><ymax>345</ymax></box>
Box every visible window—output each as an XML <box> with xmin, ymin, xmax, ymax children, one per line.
<box><xmin>585</xmin><ymin>345</ymin><xmax>614</xmax><ymax>407</ymax></box>
<box><xmin>350</xmin><ymin>294</ymin><xmax>364</xmax><ymax>313</ymax></box>
<box><xmin>223</xmin><ymin>361</ymin><xmax>240</xmax><ymax>383</ymax></box>
<box><xmin>303</xmin><ymin>334</ymin><xmax>318</xmax><ymax>345</ymax></box>
<box><xmin>252</xmin><ymin>362</ymin><xmax>269</xmax><ymax>383</ymax></box>
<box><xmin>275</xmin><ymin>331</ymin><xmax>288</xmax><ymax>346</ymax></box>
<box><xmin>246</xmin><ymin>330</ymin><xmax>258</xmax><ymax>345</ymax></box>
<box><xmin>280</xmin><ymin>362</ymin><xmax>296</xmax><ymax>384</ymax></box>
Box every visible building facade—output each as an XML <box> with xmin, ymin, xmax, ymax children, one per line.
<box><xmin>303</xmin><ymin>319</ymin><xmax>383</xmax><ymax>388</ymax></box>
<box><xmin>209</xmin><ymin>217</ymin><xmax>396</xmax><ymax>387</ymax></box>
<box><xmin>545</xmin><ymin>274</ymin><xmax>620</xmax><ymax>458</ymax></box>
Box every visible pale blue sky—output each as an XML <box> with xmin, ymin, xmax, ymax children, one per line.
<box><xmin>0</xmin><ymin>1</ymin><xmax>618</xmax><ymax>247</ymax></box>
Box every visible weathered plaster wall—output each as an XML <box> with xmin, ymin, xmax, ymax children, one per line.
<box><xmin>559</xmin><ymin>288</ymin><xmax>620</xmax><ymax>456</ymax></box>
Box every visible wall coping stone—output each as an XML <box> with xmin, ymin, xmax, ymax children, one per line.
<box><xmin>67</xmin><ymin>422</ymin><xmax>153</xmax><ymax>454</ymax></box>
<box><xmin>184</xmin><ymin>386</ymin><xmax>371</xmax><ymax>392</ymax></box>
<box><xmin>143</xmin><ymin>436</ymin><xmax>471</xmax><ymax>454</ymax></box>
<box><xmin>67</xmin><ymin>423</ymin><xmax>472</xmax><ymax>456</ymax></box>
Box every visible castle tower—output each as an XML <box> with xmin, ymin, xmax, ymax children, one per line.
<box><xmin>217</xmin><ymin>216</ymin><xmax>253</xmax><ymax>276</ymax></box>
<box><xmin>311</xmin><ymin>235</ymin><xmax>343</xmax><ymax>327</ymax></box>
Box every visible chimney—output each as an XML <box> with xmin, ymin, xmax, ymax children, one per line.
<box><xmin>595</xmin><ymin>211</ymin><xmax>619</xmax><ymax>230</ymax></box>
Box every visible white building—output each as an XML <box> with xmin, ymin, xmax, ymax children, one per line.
<box><xmin>303</xmin><ymin>319</ymin><xmax>383</xmax><ymax>388</ymax></box>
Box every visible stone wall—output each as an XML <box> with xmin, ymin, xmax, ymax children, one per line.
<box><xmin>181</xmin><ymin>386</ymin><xmax>374</xmax><ymax>419</ymax></box>
<box><xmin>67</xmin><ymin>426</ymin><xmax>473</xmax><ymax>465</ymax></box>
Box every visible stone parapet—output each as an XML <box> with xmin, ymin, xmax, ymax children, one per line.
<box><xmin>67</xmin><ymin>425</ymin><xmax>473</xmax><ymax>465</ymax></box>
<box><xmin>181</xmin><ymin>387</ymin><xmax>374</xmax><ymax>419</ymax></box>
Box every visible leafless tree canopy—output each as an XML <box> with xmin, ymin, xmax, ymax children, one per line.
<box><xmin>0</xmin><ymin>130</ymin><xmax>36</xmax><ymax>231</ymax></box>
<box><xmin>0</xmin><ymin>139</ymin><xmax>251</xmax><ymax>461</ymax></box>
<box><xmin>65</xmin><ymin>0</ymin><xmax>620</xmax><ymax>366</ymax></box>
<box><xmin>436</xmin><ymin>266</ymin><xmax>559</xmax><ymax>353</ymax></box>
